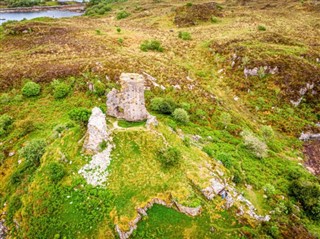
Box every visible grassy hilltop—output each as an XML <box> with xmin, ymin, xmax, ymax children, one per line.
<box><xmin>0</xmin><ymin>0</ymin><xmax>320</xmax><ymax>238</ymax></box>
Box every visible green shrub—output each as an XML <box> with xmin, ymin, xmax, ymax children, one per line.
<box><xmin>211</xmin><ymin>17</ymin><xmax>219</xmax><ymax>23</ymax></box>
<box><xmin>186</xmin><ymin>2</ymin><xmax>192</xmax><ymax>7</ymax></box>
<box><xmin>202</xmin><ymin>145</ymin><xmax>214</xmax><ymax>157</ymax></box>
<box><xmin>118</xmin><ymin>38</ymin><xmax>124</xmax><ymax>44</ymax></box>
<box><xmin>216</xmin><ymin>153</ymin><xmax>232</xmax><ymax>168</ymax></box>
<box><xmin>289</xmin><ymin>180</ymin><xmax>320</xmax><ymax>220</ymax></box>
<box><xmin>173</xmin><ymin>108</ymin><xmax>189</xmax><ymax>124</ymax></box>
<box><xmin>178</xmin><ymin>31</ymin><xmax>191</xmax><ymax>40</ymax></box>
<box><xmin>261</xmin><ymin>125</ymin><xmax>274</xmax><ymax>140</ymax></box>
<box><xmin>68</xmin><ymin>108</ymin><xmax>91</xmax><ymax>123</ymax></box>
<box><xmin>241</xmin><ymin>130</ymin><xmax>268</xmax><ymax>158</ymax></box>
<box><xmin>17</xmin><ymin>119</ymin><xmax>35</xmax><ymax>137</ymax></box>
<box><xmin>258</xmin><ymin>25</ymin><xmax>267</xmax><ymax>31</ymax></box>
<box><xmin>150</xmin><ymin>97</ymin><xmax>164</xmax><ymax>111</ymax></box>
<box><xmin>140</xmin><ymin>40</ymin><xmax>164</xmax><ymax>52</ymax></box>
<box><xmin>0</xmin><ymin>93</ymin><xmax>11</xmax><ymax>104</ymax></box>
<box><xmin>117</xmin><ymin>10</ymin><xmax>130</xmax><ymax>20</ymax></box>
<box><xmin>45</xmin><ymin>162</ymin><xmax>66</xmax><ymax>183</ymax></box>
<box><xmin>22</xmin><ymin>81</ymin><xmax>41</xmax><ymax>97</ymax></box>
<box><xmin>180</xmin><ymin>102</ymin><xmax>191</xmax><ymax>111</ymax></box>
<box><xmin>85</xmin><ymin>3</ymin><xmax>112</xmax><ymax>16</ymax></box>
<box><xmin>19</xmin><ymin>139</ymin><xmax>46</xmax><ymax>165</ymax></box>
<box><xmin>0</xmin><ymin>114</ymin><xmax>13</xmax><ymax>137</ymax></box>
<box><xmin>157</xmin><ymin>147</ymin><xmax>181</xmax><ymax>168</ymax></box>
<box><xmin>51</xmin><ymin>80</ymin><xmax>70</xmax><ymax>99</ymax></box>
<box><xmin>99</xmin><ymin>140</ymin><xmax>108</xmax><ymax>151</ymax></box>
<box><xmin>150</xmin><ymin>97</ymin><xmax>176</xmax><ymax>114</ymax></box>
<box><xmin>94</xmin><ymin>81</ymin><xmax>106</xmax><ymax>96</ymax></box>
<box><xmin>117</xmin><ymin>27</ymin><xmax>121</xmax><ymax>33</ymax></box>
<box><xmin>263</xmin><ymin>183</ymin><xmax>276</xmax><ymax>197</ymax></box>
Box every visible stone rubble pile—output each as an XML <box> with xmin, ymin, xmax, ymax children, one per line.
<box><xmin>79</xmin><ymin>107</ymin><xmax>114</xmax><ymax>187</ymax></box>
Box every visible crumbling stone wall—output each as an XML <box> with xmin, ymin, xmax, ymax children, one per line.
<box><xmin>107</xmin><ymin>73</ymin><xmax>149</xmax><ymax>122</ymax></box>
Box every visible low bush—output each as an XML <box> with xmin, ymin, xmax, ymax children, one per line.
<box><xmin>68</xmin><ymin>108</ymin><xmax>91</xmax><ymax>123</ymax></box>
<box><xmin>157</xmin><ymin>147</ymin><xmax>181</xmax><ymax>168</ymax></box>
<box><xmin>140</xmin><ymin>40</ymin><xmax>164</xmax><ymax>52</ymax></box>
<box><xmin>19</xmin><ymin>139</ymin><xmax>46</xmax><ymax>165</ymax></box>
<box><xmin>216</xmin><ymin>153</ymin><xmax>232</xmax><ymax>168</ymax></box>
<box><xmin>94</xmin><ymin>81</ymin><xmax>106</xmax><ymax>96</ymax></box>
<box><xmin>289</xmin><ymin>180</ymin><xmax>320</xmax><ymax>221</ymax></box>
<box><xmin>45</xmin><ymin>162</ymin><xmax>66</xmax><ymax>183</ymax></box>
<box><xmin>173</xmin><ymin>108</ymin><xmax>189</xmax><ymax>124</ymax></box>
<box><xmin>241</xmin><ymin>130</ymin><xmax>268</xmax><ymax>158</ymax></box>
<box><xmin>261</xmin><ymin>125</ymin><xmax>274</xmax><ymax>140</ymax></box>
<box><xmin>117</xmin><ymin>10</ymin><xmax>130</xmax><ymax>20</ymax></box>
<box><xmin>51</xmin><ymin>80</ymin><xmax>70</xmax><ymax>99</ymax></box>
<box><xmin>150</xmin><ymin>97</ymin><xmax>176</xmax><ymax>114</ymax></box>
<box><xmin>258</xmin><ymin>25</ymin><xmax>267</xmax><ymax>31</ymax></box>
<box><xmin>178</xmin><ymin>31</ymin><xmax>191</xmax><ymax>40</ymax></box>
<box><xmin>263</xmin><ymin>183</ymin><xmax>276</xmax><ymax>197</ymax></box>
<box><xmin>85</xmin><ymin>3</ymin><xmax>112</xmax><ymax>16</ymax></box>
<box><xmin>0</xmin><ymin>114</ymin><xmax>13</xmax><ymax>137</ymax></box>
<box><xmin>22</xmin><ymin>81</ymin><xmax>41</xmax><ymax>97</ymax></box>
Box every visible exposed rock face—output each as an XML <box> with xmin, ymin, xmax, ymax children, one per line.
<box><xmin>83</xmin><ymin>107</ymin><xmax>108</xmax><ymax>154</ymax></box>
<box><xmin>0</xmin><ymin>220</ymin><xmax>7</xmax><ymax>239</ymax></box>
<box><xmin>107</xmin><ymin>73</ymin><xmax>149</xmax><ymax>122</ymax></box>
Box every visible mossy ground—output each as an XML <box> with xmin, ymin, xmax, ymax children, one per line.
<box><xmin>0</xmin><ymin>0</ymin><xmax>320</xmax><ymax>238</ymax></box>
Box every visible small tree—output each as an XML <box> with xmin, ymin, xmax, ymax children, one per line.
<box><xmin>22</xmin><ymin>81</ymin><xmax>41</xmax><ymax>97</ymax></box>
<box><xmin>173</xmin><ymin>108</ymin><xmax>189</xmax><ymax>124</ymax></box>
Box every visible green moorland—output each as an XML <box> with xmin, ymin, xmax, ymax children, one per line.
<box><xmin>0</xmin><ymin>0</ymin><xmax>320</xmax><ymax>238</ymax></box>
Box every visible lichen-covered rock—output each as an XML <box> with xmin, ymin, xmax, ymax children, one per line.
<box><xmin>0</xmin><ymin>220</ymin><xmax>7</xmax><ymax>239</ymax></box>
<box><xmin>83</xmin><ymin>107</ymin><xmax>108</xmax><ymax>154</ymax></box>
<box><xmin>107</xmin><ymin>73</ymin><xmax>149</xmax><ymax>122</ymax></box>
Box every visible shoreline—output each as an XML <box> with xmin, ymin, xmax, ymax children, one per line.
<box><xmin>0</xmin><ymin>4</ymin><xmax>85</xmax><ymax>13</ymax></box>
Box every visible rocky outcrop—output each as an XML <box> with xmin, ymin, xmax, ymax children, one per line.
<box><xmin>115</xmin><ymin>197</ymin><xmax>202</xmax><ymax>239</ymax></box>
<box><xmin>290</xmin><ymin>82</ymin><xmax>316</xmax><ymax>107</ymax></box>
<box><xmin>200</xmin><ymin>174</ymin><xmax>270</xmax><ymax>222</ymax></box>
<box><xmin>299</xmin><ymin>132</ymin><xmax>320</xmax><ymax>141</ymax></box>
<box><xmin>244</xmin><ymin>66</ymin><xmax>278</xmax><ymax>78</ymax></box>
<box><xmin>107</xmin><ymin>73</ymin><xmax>149</xmax><ymax>122</ymax></box>
<box><xmin>83</xmin><ymin>107</ymin><xmax>108</xmax><ymax>154</ymax></box>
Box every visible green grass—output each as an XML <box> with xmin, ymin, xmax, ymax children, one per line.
<box><xmin>117</xmin><ymin>119</ymin><xmax>146</xmax><ymax>128</ymax></box>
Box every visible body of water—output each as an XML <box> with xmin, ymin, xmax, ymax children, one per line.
<box><xmin>0</xmin><ymin>10</ymin><xmax>82</xmax><ymax>24</ymax></box>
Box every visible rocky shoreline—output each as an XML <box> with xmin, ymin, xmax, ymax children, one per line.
<box><xmin>0</xmin><ymin>4</ymin><xmax>85</xmax><ymax>13</ymax></box>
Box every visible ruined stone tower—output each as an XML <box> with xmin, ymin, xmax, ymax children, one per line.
<box><xmin>106</xmin><ymin>73</ymin><xmax>149</xmax><ymax>122</ymax></box>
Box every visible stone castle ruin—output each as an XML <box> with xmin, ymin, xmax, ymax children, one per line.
<box><xmin>107</xmin><ymin>73</ymin><xmax>149</xmax><ymax>122</ymax></box>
